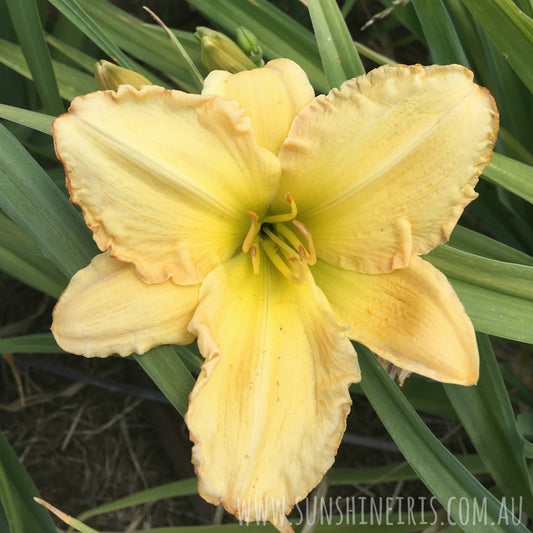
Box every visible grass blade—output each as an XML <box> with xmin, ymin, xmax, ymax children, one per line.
<box><xmin>426</xmin><ymin>245</ymin><xmax>533</xmax><ymax>300</ymax></box>
<box><xmin>0</xmin><ymin>122</ymin><xmax>97</xmax><ymax>277</ymax></box>
<box><xmin>0</xmin><ymin>36</ymin><xmax>97</xmax><ymax>100</ymax></box>
<box><xmin>460</xmin><ymin>0</ymin><xmax>533</xmax><ymax>93</ymax></box>
<box><xmin>0</xmin><ymin>213</ymin><xmax>66</xmax><ymax>297</ymax></box>
<box><xmin>75</xmin><ymin>0</ymin><xmax>201</xmax><ymax>92</ymax></box>
<box><xmin>5</xmin><ymin>0</ymin><xmax>63</xmax><ymax>114</ymax></box>
<box><xmin>448</xmin><ymin>277</ymin><xmax>533</xmax><ymax>343</ymax></box>
<box><xmin>483</xmin><ymin>153</ymin><xmax>533</xmax><ymax>204</ymax></box>
<box><xmin>134</xmin><ymin>345</ymin><xmax>194</xmax><ymax>417</ymax></box>
<box><xmin>412</xmin><ymin>0</ymin><xmax>470</xmax><ymax>66</ymax></box>
<box><xmin>186</xmin><ymin>0</ymin><xmax>328</xmax><ymax>92</ymax></box>
<box><xmin>0</xmin><ymin>430</ymin><xmax>57</xmax><ymax>533</ymax></box>
<box><xmin>445</xmin><ymin>334</ymin><xmax>533</xmax><ymax>516</ymax></box>
<box><xmin>358</xmin><ymin>344</ymin><xmax>529</xmax><ymax>533</ymax></box>
<box><xmin>0</xmin><ymin>103</ymin><xmax>52</xmax><ymax>134</ymax></box>
<box><xmin>47</xmin><ymin>0</ymin><xmax>136</xmax><ymax>71</ymax></box>
<box><xmin>449</xmin><ymin>225</ymin><xmax>533</xmax><ymax>265</ymax></box>
<box><xmin>308</xmin><ymin>0</ymin><xmax>365</xmax><ymax>89</ymax></box>
<box><xmin>0</xmin><ymin>334</ymin><xmax>64</xmax><ymax>353</ymax></box>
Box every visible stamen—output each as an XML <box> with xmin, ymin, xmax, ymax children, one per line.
<box><xmin>262</xmin><ymin>227</ymin><xmax>296</xmax><ymax>257</ymax></box>
<box><xmin>250</xmin><ymin>243</ymin><xmax>260</xmax><ymax>274</ymax></box>
<box><xmin>288</xmin><ymin>256</ymin><xmax>305</xmax><ymax>283</ymax></box>
<box><xmin>262</xmin><ymin>240</ymin><xmax>296</xmax><ymax>281</ymax></box>
<box><xmin>263</xmin><ymin>193</ymin><xmax>297</xmax><ymax>224</ymax></box>
<box><xmin>293</xmin><ymin>220</ymin><xmax>317</xmax><ymax>265</ymax></box>
<box><xmin>242</xmin><ymin>211</ymin><xmax>260</xmax><ymax>253</ymax></box>
<box><xmin>274</xmin><ymin>223</ymin><xmax>305</xmax><ymax>254</ymax></box>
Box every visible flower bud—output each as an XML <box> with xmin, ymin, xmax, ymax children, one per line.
<box><xmin>95</xmin><ymin>61</ymin><xmax>152</xmax><ymax>91</ymax></box>
<box><xmin>195</xmin><ymin>26</ymin><xmax>256</xmax><ymax>73</ymax></box>
<box><xmin>236</xmin><ymin>27</ymin><xmax>264</xmax><ymax>67</ymax></box>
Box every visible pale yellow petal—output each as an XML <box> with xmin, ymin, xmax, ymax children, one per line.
<box><xmin>203</xmin><ymin>59</ymin><xmax>315</xmax><ymax>154</ymax></box>
<box><xmin>186</xmin><ymin>254</ymin><xmax>359</xmax><ymax>526</ymax></box>
<box><xmin>278</xmin><ymin>64</ymin><xmax>498</xmax><ymax>273</ymax></box>
<box><xmin>52</xmin><ymin>253</ymin><xmax>199</xmax><ymax>357</ymax></box>
<box><xmin>312</xmin><ymin>256</ymin><xmax>478</xmax><ymax>385</ymax></box>
<box><xmin>53</xmin><ymin>85</ymin><xmax>280</xmax><ymax>285</ymax></box>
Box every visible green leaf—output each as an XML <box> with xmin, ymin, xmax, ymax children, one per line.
<box><xmin>75</xmin><ymin>455</ymin><xmax>487</xmax><ymax>525</ymax></box>
<box><xmin>459</xmin><ymin>0</ymin><xmax>533</xmax><ymax>94</ymax></box>
<box><xmin>358</xmin><ymin>344</ymin><xmax>529</xmax><ymax>533</ymax></box>
<box><xmin>449</xmin><ymin>225</ymin><xmax>533</xmax><ymax>265</ymax></box>
<box><xmin>0</xmin><ymin>103</ymin><xmax>53</xmax><ymax>134</ymax></box>
<box><xmin>308</xmin><ymin>0</ymin><xmax>365</xmax><ymax>89</ymax></box>
<box><xmin>47</xmin><ymin>0</ymin><xmax>137</xmax><ymax>71</ymax></box>
<box><xmin>424</xmin><ymin>244</ymin><xmax>533</xmax><ymax>342</ymax></box>
<box><xmin>445</xmin><ymin>334</ymin><xmax>533</xmax><ymax>516</ymax></box>
<box><xmin>517</xmin><ymin>413</ymin><xmax>533</xmax><ymax>440</ymax></box>
<box><xmin>77</xmin><ymin>478</ymin><xmax>197</xmax><ymax>523</ymax></box>
<box><xmin>0</xmin><ymin>213</ymin><xmax>66</xmax><ymax>297</ymax></box>
<box><xmin>0</xmin><ymin>122</ymin><xmax>97</xmax><ymax>278</ymax></box>
<box><xmin>450</xmin><ymin>277</ymin><xmax>533</xmax><ymax>343</ymax></box>
<box><xmin>134</xmin><ymin>345</ymin><xmax>194</xmax><ymax>417</ymax></box>
<box><xmin>329</xmin><ymin>454</ymin><xmax>486</xmax><ymax>485</ymax></box>
<box><xmin>413</xmin><ymin>0</ymin><xmax>470</xmax><ymax>66</ymax></box>
<box><xmin>0</xmin><ymin>36</ymin><xmax>97</xmax><ymax>100</ymax></box>
<box><xmin>5</xmin><ymin>0</ymin><xmax>63</xmax><ymax>115</ymax></box>
<box><xmin>0</xmin><ymin>430</ymin><xmax>57</xmax><ymax>533</ymax></box>
<box><xmin>45</xmin><ymin>32</ymin><xmax>98</xmax><ymax>73</ymax></box>
<box><xmin>74</xmin><ymin>0</ymin><xmax>202</xmax><ymax>92</ymax></box>
<box><xmin>0</xmin><ymin>333</ymin><xmax>64</xmax><ymax>353</ymax></box>
<box><xmin>426</xmin><ymin>245</ymin><xmax>533</xmax><ymax>300</ymax></box>
<box><xmin>483</xmin><ymin>153</ymin><xmax>533</xmax><ymax>205</ymax></box>
<box><xmin>186</xmin><ymin>0</ymin><xmax>329</xmax><ymax>92</ymax></box>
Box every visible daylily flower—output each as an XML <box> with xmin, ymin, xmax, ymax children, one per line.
<box><xmin>51</xmin><ymin>59</ymin><xmax>498</xmax><ymax>531</ymax></box>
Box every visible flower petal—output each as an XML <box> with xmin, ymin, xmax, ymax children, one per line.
<box><xmin>52</xmin><ymin>253</ymin><xmax>199</xmax><ymax>357</ymax></box>
<box><xmin>312</xmin><ymin>256</ymin><xmax>478</xmax><ymax>385</ymax></box>
<box><xmin>203</xmin><ymin>59</ymin><xmax>315</xmax><ymax>154</ymax></box>
<box><xmin>278</xmin><ymin>64</ymin><xmax>498</xmax><ymax>273</ymax></box>
<box><xmin>53</xmin><ymin>85</ymin><xmax>280</xmax><ymax>285</ymax></box>
<box><xmin>186</xmin><ymin>254</ymin><xmax>359</xmax><ymax>526</ymax></box>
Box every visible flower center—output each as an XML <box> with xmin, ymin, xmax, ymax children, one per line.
<box><xmin>242</xmin><ymin>193</ymin><xmax>316</xmax><ymax>282</ymax></box>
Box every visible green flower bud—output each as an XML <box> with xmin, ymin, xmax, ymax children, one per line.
<box><xmin>236</xmin><ymin>27</ymin><xmax>264</xmax><ymax>67</ymax></box>
<box><xmin>195</xmin><ymin>26</ymin><xmax>256</xmax><ymax>73</ymax></box>
<box><xmin>95</xmin><ymin>61</ymin><xmax>152</xmax><ymax>91</ymax></box>
<box><xmin>236</xmin><ymin>27</ymin><xmax>258</xmax><ymax>54</ymax></box>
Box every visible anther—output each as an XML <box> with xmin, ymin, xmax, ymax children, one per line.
<box><xmin>263</xmin><ymin>193</ymin><xmax>297</xmax><ymax>224</ymax></box>
<box><xmin>293</xmin><ymin>220</ymin><xmax>317</xmax><ymax>265</ymax></box>
<box><xmin>288</xmin><ymin>256</ymin><xmax>305</xmax><ymax>283</ymax></box>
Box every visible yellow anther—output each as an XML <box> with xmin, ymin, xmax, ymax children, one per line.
<box><xmin>242</xmin><ymin>211</ymin><xmax>260</xmax><ymax>253</ymax></box>
<box><xmin>293</xmin><ymin>220</ymin><xmax>317</xmax><ymax>265</ymax></box>
<box><xmin>263</xmin><ymin>193</ymin><xmax>297</xmax><ymax>224</ymax></box>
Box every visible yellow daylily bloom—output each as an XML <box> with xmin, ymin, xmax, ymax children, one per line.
<box><xmin>51</xmin><ymin>59</ymin><xmax>498</xmax><ymax>531</ymax></box>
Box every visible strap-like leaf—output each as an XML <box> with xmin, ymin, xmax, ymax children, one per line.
<box><xmin>445</xmin><ymin>334</ymin><xmax>533</xmax><ymax>516</ymax></box>
<box><xmin>358</xmin><ymin>344</ymin><xmax>529</xmax><ymax>533</ymax></box>
<box><xmin>0</xmin><ymin>122</ymin><xmax>97</xmax><ymax>277</ymax></box>
<box><xmin>0</xmin><ymin>431</ymin><xmax>57</xmax><ymax>533</ymax></box>
<box><xmin>5</xmin><ymin>0</ymin><xmax>63</xmax><ymax>114</ymax></box>
<box><xmin>308</xmin><ymin>0</ymin><xmax>365</xmax><ymax>89</ymax></box>
<box><xmin>134</xmin><ymin>346</ymin><xmax>194</xmax><ymax>417</ymax></box>
<box><xmin>460</xmin><ymin>0</ymin><xmax>533</xmax><ymax>94</ymax></box>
